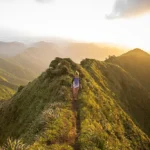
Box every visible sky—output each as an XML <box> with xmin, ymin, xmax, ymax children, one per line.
<box><xmin>0</xmin><ymin>0</ymin><xmax>150</xmax><ymax>50</ymax></box>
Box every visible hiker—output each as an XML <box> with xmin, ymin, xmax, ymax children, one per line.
<box><xmin>71</xmin><ymin>71</ymin><xmax>81</xmax><ymax>100</ymax></box>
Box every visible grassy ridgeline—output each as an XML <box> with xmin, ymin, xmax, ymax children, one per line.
<box><xmin>107</xmin><ymin>49</ymin><xmax>150</xmax><ymax>91</ymax></box>
<box><xmin>81</xmin><ymin>59</ymin><xmax>150</xmax><ymax>136</ymax></box>
<box><xmin>0</xmin><ymin>58</ymin><xmax>149</xmax><ymax>150</ymax></box>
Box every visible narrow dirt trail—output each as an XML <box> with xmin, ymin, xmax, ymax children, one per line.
<box><xmin>72</xmin><ymin>100</ymin><xmax>81</xmax><ymax>150</ymax></box>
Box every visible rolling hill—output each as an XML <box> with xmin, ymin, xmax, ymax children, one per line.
<box><xmin>0</xmin><ymin>41</ymin><xmax>26</xmax><ymax>57</ymax></box>
<box><xmin>0</xmin><ymin>57</ymin><xmax>37</xmax><ymax>99</ymax></box>
<box><xmin>0</xmin><ymin>57</ymin><xmax>149</xmax><ymax>150</ymax></box>
<box><xmin>13</xmin><ymin>44</ymin><xmax>61</xmax><ymax>75</ymax></box>
<box><xmin>0</xmin><ymin>57</ymin><xmax>36</xmax><ymax>81</ymax></box>
<box><xmin>0</xmin><ymin>41</ymin><xmax>61</xmax><ymax>99</ymax></box>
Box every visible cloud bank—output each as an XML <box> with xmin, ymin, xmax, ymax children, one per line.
<box><xmin>106</xmin><ymin>0</ymin><xmax>150</xmax><ymax>19</ymax></box>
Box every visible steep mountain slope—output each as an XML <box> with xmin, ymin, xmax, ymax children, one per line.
<box><xmin>0</xmin><ymin>58</ymin><xmax>149</xmax><ymax>150</ymax></box>
<box><xmin>107</xmin><ymin>49</ymin><xmax>150</xmax><ymax>91</ymax></box>
<box><xmin>81</xmin><ymin>59</ymin><xmax>150</xmax><ymax>136</ymax></box>
<box><xmin>0</xmin><ymin>85</ymin><xmax>15</xmax><ymax>100</ymax></box>
<box><xmin>0</xmin><ymin>75</ymin><xmax>17</xmax><ymax>99</ymax></box>
<box><xmin>0</xmin><ymin>55</ymin><xmax>38</xmax><ymax>99</ymax></box>
<box><xmin>0</xmin><ymin>57</ymin><xmax>36</xmax><ymax>81</ymax></box>
<box><xmin>0</xmin><ymin>67</ymin><xmax>29</xmax><ymax>86</ymax></box>
<box><xmin>0</xmin><ymin>42</ymin><xmax>26</xmax><ymax>57</ymax></box>
<box><xmin>0</xmin><ymin>57</ymin><xmax>37</xmax><ymax>99</ymax></box>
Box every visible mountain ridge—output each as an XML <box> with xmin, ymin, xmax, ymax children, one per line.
<box><xmin>122</xmin><ymin>48</ymin><xmax>150</xmax><ymax>57</ymax></box>
<box><xmin>107</xmin><ymin>48</ymin><xmax>150</xmax><ymax>92</ymax></box>
<box><xmin>0</xmin><ymin>57</ymin><xmax>149</xmax><ymax>149</ymax></box>
<box><xmin>81</xmin><ymin>58</ymin><xmax>150</xmax><ymax>136</ymax></box>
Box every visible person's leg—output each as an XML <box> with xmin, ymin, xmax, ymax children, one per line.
<box><xmin>72</xmin><ymin>88</ymin><xmax>76</xmax><ymax>99</ymax></box>
<box><xmin>75</xmin><ymin>87</ymin><xmax>79</xmax><ymax>100</ymax></box>
<box><xmin>76</xmin><ymin>87</ymin><xmax>79</xmax><ymax>98</ymax></box>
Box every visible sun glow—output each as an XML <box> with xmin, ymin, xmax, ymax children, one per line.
<box><xmin>0</xmin><ymin>0</ymin><xmax>150</xmax><ymax>51</ymax></box>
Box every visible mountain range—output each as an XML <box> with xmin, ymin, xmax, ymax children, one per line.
<box><xmin>0</xmin><ymin>41</ymin><xmax>126</xmax><ymax>100</ymax></box>
<box><xmin>0</xmin><ymin>41</ymin><xmax>26</xmax><ymax>57</ymax></box>
<box><xmin>107</xmin><ymin>48</ymin><xmax>150</xmax><ymax>91</ymax></box>
<box><xmin>0</xmin><ymin>41</ymin><xmax>61</xmax><ymax>99</ymax></box>
<box><xmin>0</xmin><ymin>49</ymin><xmax>150</xmax><ymax>149</ymax></box>
<box><xmin>59</xmin><ymin>42</ymin><xmax>126</xmax><ymax>62</ymax></box>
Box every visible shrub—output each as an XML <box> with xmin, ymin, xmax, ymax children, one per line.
<box><xmin>17</xmin><ymin>85</ymin><xmax>25</xmax><ymax>93</ymax></box>
<box><xmin>2</xmin><ymin>138</ymin><xmax>28</xmax><ymax>150</ymax></box>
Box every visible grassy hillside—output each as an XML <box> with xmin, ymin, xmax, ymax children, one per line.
<box><xmin>0</xmin><ymin>68</ymin><xmax>29</xmax><ymax>86</ymax></box>
<box><xmin>106</xmin><ymin>48</ymin><xmax>150</xmax><ymax>91</ymax></box>
<box><xmin>0</xmin><ymin>57</ymin><xmax>36</xmax><ymax>81</ymax></box>
<box><xmin>0</xmin><ymin>85</ymin><xmax>15</xmax><ymax>99</ymax></box>
<box><xmin>81</xmin><ymin>59</ymin><xmax>150</xmax><ymax>136</ymax></box>
<box><xmin>0</xmin><ymin>42</ymin><xmax>61</xmax><ymax>100</ymax></box>
<box><xmin>0</xmin><ymin>75</ymin><xmax>17</xmax><ymax>99</ymax></box>
<box><xmin>0</xmin><ymin>58</ymin><xmax>149</xmax><ymax>150</ymax></box>
<box><xmin>0</xmin><ymin>57</ymin><xmax>37</xmax><ymax>100</ymax></box>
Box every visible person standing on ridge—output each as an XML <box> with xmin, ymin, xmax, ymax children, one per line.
<box><xmin>71</xmin><ymin>71</ymin><xmax>81</xmax><ymax>100</ymax></box>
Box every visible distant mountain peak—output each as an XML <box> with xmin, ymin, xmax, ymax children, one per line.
<box><xmin>122</xmin><ymin>48</ymin><xmax>149</xmax><ymax>57</ymax></box>
<box><xmin>131</xmin><ymin>48</ymin><xmax>148</xmax><ymax>53</ymax></box>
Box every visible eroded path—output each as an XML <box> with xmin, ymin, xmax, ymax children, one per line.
<box><xmin>72</xmin><ymin>100</ymin><xmax>81</xmax><ymax>150</ymax></box>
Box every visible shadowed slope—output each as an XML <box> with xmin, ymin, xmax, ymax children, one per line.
<box><xmin>107</xmin><ymin>49</ymin><xmax>150</xmax><ymax>91</ymax></box>
<box><xmin>81</xmin><ymin>59</ymin><xmax>150</xmax><ymax>136</ymax></box>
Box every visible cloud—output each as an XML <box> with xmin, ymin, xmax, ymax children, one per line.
<box><xmin>36</xmin><ymin>0</ymin><xmax>53</xmax><ymax>3</ymax></box>
<box><xmin>106</xmin><ymin>0</ymin><xmax>150</xmax><ymax>19</ymax></box>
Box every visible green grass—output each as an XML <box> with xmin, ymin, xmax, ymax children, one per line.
<box><xmin>0</xmin><ymin>57</ymin><xmax>149</xmax><ymax>150</ymax></box>
<box><xmin>0</xmin><ymin>56</ymin><xmax>39</xmax><ymax>100</ymax></box>
<box><xmin>79</xmin><ymin>59</ymin><xmax>150</xmax><ymax>149</ymax></box>
<box><xmin>0</xmin><ymin>57</ymin><xmax>35</xmax><ymax>81</ymax></box>
<box><xmin>0</xmin><ymin>85</ymin><xmax>15</xmax><ymax>99</ymax></box>
<box><xmin>81</xmin><ymin>59</ymin><xmax>150</xmax><ymax>136</ymax></box>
